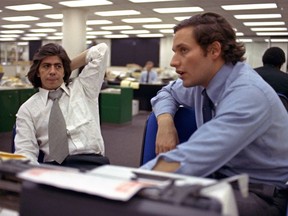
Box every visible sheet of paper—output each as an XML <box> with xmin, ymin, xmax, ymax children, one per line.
<box><xmin>18</xmin><ymin>167</ymin><xmax>164</xmax><ymax>201</ymax></box>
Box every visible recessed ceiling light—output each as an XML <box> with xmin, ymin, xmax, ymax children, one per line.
<box><xmin>87</xmin><ymin>31</ymin><xmax>113</xmax><ymax>35</ymax></box>
<box><xmin>2</xmin><ymin>16</ymin><xmax>39</xmax><ymax>22</ymax></box>
<box><xmin>45</xmin><ymin>14</ymin><xmax>63</xmax><ymax>19</ymax></box>
<box><xmin>21</xmin><ymin>37</ymin><xmax>41</xmax><ymax>41</ymax></box>
<box><xmin>0</xmin><ymin>38</ymin><xmax>16</xmax><ymax>41</ymax></box>
<box><xmin>36</xmin><ymin>22</ymin><xmax>63</xmax><ymax>27</ymax></box>
<box><xmin>129</xmin><ymin>0</ymin><xmax>184</xmax><ymax>2</ymax></box>
<box><xmin>256</xmin><ymin>32</ymin><xmax>288</xmax><ymax>36</ymax></box>
<box><xmin>30</xmin><ymin>28</ymin><xmax>57</xmax><ymax>33</ymax></box>
<box><xmin>222</xmin><ymin>3</ymin><xmax>277</xmax><ymax>10</ymax></box>
<box><xmin>137</xmin><ymin>33</ymin><xmax>164</xmax><ymax>37</ymax></box>
<box><xmin>122</xmin><ymin>18</ymin><xmax>161</xmax><ymax>23</ymax></box>
<box><xmin>25</xmin><ymin>33</ymin><xmax>47</xmax><ymax>37</ymax></box>
<box><xmin>174</xmin><ymin>16</ymin><xmax>190</xmax><ymax>21</ymax></box>
<box><xmin>244</xmin><ymin>22</ymin><xmax>285</xmax><ymax>26</ymax></box>
<box><xmin>17</xmin><ymin>42</ymin><xmax>29</xmax><ymax>46</ymax></box>
<box><xmin>59</xmin><ymin>0</ymin><xmax>112</xmax><ymax>7</ymax></box>
<box><xmin>143</xmin><ymin>24</ymin><xmax>175</xmax><ymax>29</ymax></box>
<box><xmin>2</xmin><ymin>24</ymin><xmax>30</xmax><ymax>29</ymax></box>
<box><xmin>237</xmin><ymin>38</ymin><xmax>253</xmax><ymax>42</ymax></box>
<box><xmin>153</xmin><ymin>7</ymin><xmax>203</xmax><ymax>13</ymax></box>
<box><xmin>251</xmin><ymin>27</ymin><xmax>287</xmax><ymax>31</ymax></box>
<box><xmin>265</xmin><ymin>39</ymin><xmax>288</xmax><ymax>42</ymax></box>
<box><xmin>120</xmin><ymin>30</ymin><xmax>150</xmax><ymax>34</ymax></box>
<box><xmin>0</xmin><ymin>34</ymin><xmax>19</xmax><ymax>38</ymax></box>
<box><xmin>101</xmin><ymin>25</ymin><xmax>133</xmax><ymax>30</ymax></box>
<box><xmin>5</xmin><ymin>4</ymin><xmax>52</xmax><ymax>11</ymax></box>
<box><xmin>46</xmin><ymin>36</ymin><xmax>62</xmax><ymax>40</ymax></box>
<box><xmin>104</xmin><ymin>34</ymin><xmax>129</xmax><ymax>38</ymax></box>
<box><xmin>234</xmin><ymin>14</ymin><xmax>281</xmax><ymax>19</ymax></box>
<box><xmin>86</xmin><ymin>35</ymin><xmax>97</xmax><ymax>39</ymax></box>
<box><xmin>236</xmin><ymin>32</ymin><xmax>244</xmax><ymax>36</ymax></box>
<box><xmin>95</xmin><ymin>10</ymin><xmax>140</xmax><ymax>16</ymax></box>
<box><xmin>87</xmin><ymin>20</ymin><xmax>113</xmax><ymax>25</ymax></box>
<box><xmin>0</xmin><ymin>30</ymin><xmax>24</xmax><ymax>34</ymax></box>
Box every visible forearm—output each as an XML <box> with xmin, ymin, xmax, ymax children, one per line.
<box><xmin>70</xmin><ymin>49</ymin><xmax>89</xmax><ymax>71</ymax></box>
<box><xmin>152</xmin><ymin>158</ymin><xmax>180</xmax><ymax>172</ymax></box>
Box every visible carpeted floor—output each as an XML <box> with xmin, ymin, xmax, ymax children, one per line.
<box><xmin>0</xmin><ymin>111</ymin><xmax>150</xmax><ymax>168</ymax></box>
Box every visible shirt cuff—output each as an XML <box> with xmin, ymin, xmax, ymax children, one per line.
<box><xmin>85</xmin><ymin>43</ymin><xmax>108</xmax><ymax>64</ymax></box>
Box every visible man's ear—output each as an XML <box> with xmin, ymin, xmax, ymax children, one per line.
<box><xmin>208</xmin><ymin>41</ymin><xmax>221</xmax><ymax>58</ymax></box>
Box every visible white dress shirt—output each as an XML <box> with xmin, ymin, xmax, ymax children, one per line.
<box><xmin>15</xmin><ymin>43</ymin><xmax>109</xmax><ymax>164</ymax></box>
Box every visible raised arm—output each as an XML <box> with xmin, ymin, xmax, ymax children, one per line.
<box><xmin>70</xmin><ymin>49</ymin><xmax>89</xmax><ymax>71</ymax></box>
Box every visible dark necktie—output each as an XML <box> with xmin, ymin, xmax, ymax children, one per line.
<box><xmin>146</xmin><ymin>72</ymin><xmax>150</xmax><ymax>83</ymax></box>
<box><xmin>202</xmin><ymin>89</ymin><xmax>214</xmax><ymax>123</ymax></box>
<box><xmin>48</xmin><ymin>89</ymin><xmax>69</xmax><ymax>164</ymax></box>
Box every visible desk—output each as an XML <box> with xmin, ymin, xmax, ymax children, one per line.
<box><xmin>0</xmin><ymin>87</ymin><xmax>37</xmax><ymax>132</ymax></box>
<box><xmin>133</xmin><ymin>84</ymin><xmax>166</xmax><ymax>111</ymax></box>
<box><xmin>20</xmin><ymin>180</ymin><xmax>223</xmax><ymax>216</ymax></box>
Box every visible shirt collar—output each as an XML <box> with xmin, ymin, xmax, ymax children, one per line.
<box><xmin>39</xmin><ymin>83</ymin><xmax>70</xmax><ymax>105</ymax></box>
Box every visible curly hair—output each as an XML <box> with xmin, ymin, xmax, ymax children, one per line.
<box><xmin>27</xmin><ymin>43</ymin><xmax>72</xmax><ymax>88</ymax></box>
<box><xmin>174</xmin><ymin>12</ymin><xmax>246</xmax><ymax>64</ymax></box>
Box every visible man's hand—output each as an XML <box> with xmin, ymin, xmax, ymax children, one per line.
<box><xmin>155</xmin><ymin>113</ymin><xmax>179</xmax><ymax>154</ymax></box>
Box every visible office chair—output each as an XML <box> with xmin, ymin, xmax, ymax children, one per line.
<box><xmin>11</xmin><ymin>125</ymin><xmax>44</xmax><ymax>163</ymax></box>
<box><xmin>140</xmin><ymin>106</ymin><xmax>197</xmax><ymax>166</ymax></box>
<box><xmin>277</xmin><ymin>93</ymin><xmax>288</xmax><ymax>111</ymax></box>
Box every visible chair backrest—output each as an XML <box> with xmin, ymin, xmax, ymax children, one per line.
<box><xmin>11</xmin><ymin>125</ymin><xmax>44</xmax><ymax>162</ymax></box>
<box><xmin>140</xmin><ymin>106</ymin><xmax>197</xmax><ymax>166</ymax></box>
<box><xmin>277</xmin><ymin>93</ymin><xmax>288</xmax><ymax>111</ymax></box>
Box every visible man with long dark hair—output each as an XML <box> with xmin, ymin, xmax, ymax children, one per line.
<box><xmin>15</xmin><ymin>43</ymin><xmax>110</xmax><ymax>170</ymax></box>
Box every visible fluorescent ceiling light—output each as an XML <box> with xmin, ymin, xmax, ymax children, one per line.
<box><xmin>59</xmin><ymin>0</ymin><xmax>112</xmax><ymax>7</ymax></box>
<box><xmin>222</xmin><ymin>3</ymin><xmax>277</xmax><ymax>10</ymax></box>
<box><xmin>46</xmin><ymin>36</ymin><xmax>62</xmax><ymax>40</ymax></box>
<box><xmin>244</xmin><ymin>22</ymin><xmax>285</xmax><ymax>26</ymax></box>
<box><xmin>1</xmin><ymin>24</ymin><xmax>30</xmax><ymax>29</ymax></box>
<box><xmin>0</xmin><ymin>38</ymin><xmax>16</xmax><ymax>41</ymax></box>
<box><xmin>25</xmin><ymin>33</ymin><xmax>47</xmax><ymax>37</ymax></box>
<box><xmin>153</xmin><ymin>7</ymin><xmax>203</xmax><ymax>13</ymax></box>
<box><xmin>234</xmin><ymin>14</ymin><xmax>281</xmax><ymax>19</ymax></box>
<box><xmin>122</xmin><ymin>18</ymin><xmax>161</xmax><ymax>23</ymax></box>
<box><xmin>5</xmin><ymin>4</ymin><xmax>52</xmax><ymax>11</ymax></box>
<box><xmin>2</xmin><ymin>16</ymin><xmax>39</xmax><ymax>22</ymax></box>
<box><xmin>17</xmin><ymin>42</ymin><xmax>28</xmax><ymax>46</ymax></box>
<box><xmin>45</xmin><ymin>14</ymin><xmax>63</xmax><ymax>19</ymax></box>
<box><xmin>54</xmin><ymin>32</ymin><xmax>63</xmax><ymax>36</ymax></box>
<box><xmin>0</xmin><ymin>34</ymin><xmax>19</xmax><ymax>38</ymax></box>
<box><xmin>36</xmin><ymin>22</ymin><xmax>63</xmax><ymax>27</ymax></box>
<box><xmin>21</xmin><ymin>37</ymin><xmax>41</xmax><ymax>41</ymax></box>
<box><xmin>143</xmin><ymin>24</ymin><xmax>175</xmax><ymax>29</ymax></box>
<box><xmin>95</xmin><ymin>10</ymin><xmax>140</xmax><ymax>16</ymax></box>
<box><xmin>120</xmin><ymin>30</ymin><xmax>150</xmax><ymax>34</ymax></box>
<box><xmin>137</xmin><ymin>33</ymin><xmax>164</xmax><ymax>37</ymax></box>
<box><xmin>86</xmin><ymin>35</ymin><xmax>97</xmax><ymax>39</ymax></box>
<box><xmin>159</xmin><ymin>29</ymin><xmax>174</xmax><ymax>33</ymax></box>
<box><xmin>30</xmin><ymin>28</ymin><xmax>57</xmax><ymax>33</ymax></box>
<box><xmin>174</xmin><ymin>16</ymin><xmax>190</xmax><ymax>21</ymax></box>
<box><xmin>104</xmin><ymin>34</ymin><xmax>129</xmax><ymax>38</ymax></box>
<box><xmin>87</xmin><ymin>20</ymin><xmax>112</xmax><ymax>25</ymax></box>
<box><xmin>236</xmin><ymin>32</ymin><xmax>244</xmax><ymax>36</ymax></box>
<box><xmin>0</xmin><ymin>30</ymin><xmax>24</xmax><ymax>34</ymax></box>
<box><xmin>251</xmin><ymin>27</ymin><xmax>287</xmax><ymax>31</ymax></box>
<box><xmin>130</xmin><ymin>0</ymin><xmax>184</xmax><ymax>2</ymax></box>
<box><xmin>101</xmin><ymin>25</ymin><xmax>133</xmax><ymax>30</ymax></box>
<box><xmin>87</xmin><ymin>31</ymin><xmax>112</xmax><ymax>35</ymax></box>
<box><xmin>237</xmin><ymin>39</ymin><xmax>253</xmax><ymax>42</ymax></box>
<box><xmin>265</xmin><ymin>39</ymin><xmax>288</xmax><ymax>42</ymax></box>
<box><xmin>256</xmin><ymin>32</ymin><xmax>288</xmax><ymax>36</ymax></box>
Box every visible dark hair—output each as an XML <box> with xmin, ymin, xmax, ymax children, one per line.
<box><xmin>27</xmin><ymin>43</ymin><xmax>72</xmax><ymax>88</ymax></box>
<box><xmin>174</xmin><ymin>12</ymin><xmax>246</xmax><ymax>64</ymax></box>
<box><xmin>262</xmin><ymin>47</ymin><xmax>286</xmax><ymax>67</ymax></box>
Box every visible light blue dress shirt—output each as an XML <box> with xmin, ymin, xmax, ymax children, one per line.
<box><xmin>140</xmin><ymin>70</ymin><xmax>158</xmax><ymax>83</ymax></box>
<box><xmin>141</xmin><ymin>62</ymin><xmax>288</xmax><ymax>189</ymax></box>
